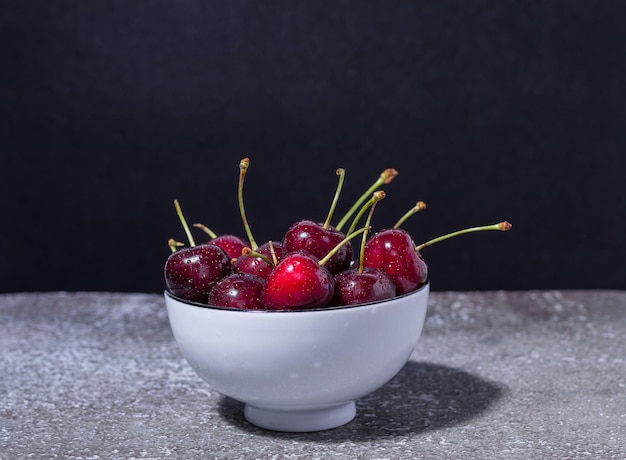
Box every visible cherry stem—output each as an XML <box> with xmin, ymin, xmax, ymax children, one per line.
<box><xmin>318</xmin><ymin>226</ymin><xmax>370</xmax><ymax>267</ymax></box>
<box><xmin>241</xmin><ymin>247</ymin><xmax>274</xmax><ymax>267</ymax></box>
<box><xmin>267</xmin><ymin>240</ymin><xmax>278</xmax><ymax>265</ymax></box>
<box><xmin>174</xmin><ymin>199</ymin><xmax>196</xmax><ymax>247</ymax></box>
<box><xmin>238</xmin><ymin>158</ymin><xmax>258</xmax><ymax>250</ymax></box>
<box><xmin>167</xmin><ymin>238</ymin><xmax>184</xmax><ymax>253</ymax></box>
<box><xmin>347</xmin><ymin>190</ymin><xmax>386</xmax><ymax>236</ymax></box>
<box><xmin>192</xmin><ymin>223</ymin><xmax>217</xmax><ymax>239</ymax></box>
<box><xmin>323</xmin><ymin>168</ymin><xmax>345</xmax><ymax>229</ymax></box>
<box><xmin>415</xmin><ymin>221</ymin><xmax>513</xmax><ymax>252</ymax></box>
<box><xmin>358</xmin><ymin>193</ymin><xmax>385</xmax><ymax>274</ymax></box>
<box><xmin>393</xmin><ymin>201</ymin><xmax>427</xmax><ymax>229</ymax></box>
<box><xmin>335</xmin><ymin>168</ymin><xmax>398</xmax><ymax>231</ymax></box>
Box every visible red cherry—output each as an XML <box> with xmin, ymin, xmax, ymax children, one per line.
<box><xmin>261</xmin><ymin>251</ymin><xmax>335</xmax><ymax>310</ymax></box>
<box><xmin>282</xmin><ymin>220</ymin><xmax>352</xmax><ymax>274</ymax></box>
<box><xmin>208</xmin><ymin>273</ymin><xmax>266</xmax><ymax>310</ymax></box>
<box><xmin>364</xmin><ymin>221</ymin><xmax>513</xmax><ymax>295</ymax></box>
<box><xmin>363</xmin><ymin>228</ymin><xmax>428</xmax><ymax>295</ymax></box>
<box><xmin>280</xmin><ymin>168</ymin><xmax>351</xmax><ymax>274</ymax></box>
<box><xmin>263</xmin><ymin>228</ymin><xmax>369</xmax><ymax>310</ymax></box>
<box><xmin>233</xmin><ymin>255</ymin><xmax>272</xmax><ymax>280</ymax></box>
<box><xmin>192</xmin><ymin>223</ymin><xmax>248</xmax><ymax>261</ymax></box>
<box><xmin>207</xmin><ymin>234</ymin><xmax>248</xmax><ymax>260</ymax></box>
<box><xmin>257</xmin><ymin>241</ymin><xmax>283</xmax><ymax>263</ymax></box>
<box><xmin>332</xmin><ymin>267</ymin><xmax>396</xmax><ymax>306</ymax></box>
<box><xmin>332</xmin><ymin>190</ymin><xmax>396</xmax><ymax>305</ymax></box>
<box><xmin>233</xmin><ymin>241</ymin><xmax>282</xmax><ymax>280</ymax></box>
<box><xmin>165</xmin><ymin>161</ymin><xmax>513</xmax><ymax>310</ymax></box>
<box><xmin>164</xmin><ymin>244</ymin><xmax>233</xmax><ymax>303</ymax></box>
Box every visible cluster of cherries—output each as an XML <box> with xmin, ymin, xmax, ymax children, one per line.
<box><xmin>164</xmin><ymin>158</ymin><xmax>511</xmax><ymax>310</ymax></box>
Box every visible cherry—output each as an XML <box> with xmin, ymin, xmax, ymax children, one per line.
<box><xmin>360</xmin><ymin>200</ymin><xmax>429</xmax><ymax>295</ymax></box>
<box><xmin>164</xmin><ymin>244</ymin><xmax>233</xmax><ymax>303</ymax></box>
<box><xmin>363</xmin><ymin>228</ymin><xmax>428</xmax><ymax>295</ymax></box>
<box><xmin>232</xmin><ymin>243</ymin><xmax>279</xmax><ymax>280</ymax></box>
<box><xmin>332</xmin><ymin>191</ymin><xmax>396</xmax><ymax>306</ymax></box>
<box><xmin>257</xmin><ymin>240</ymin><xmax>283</xmax><ymax>264</ymax></box>
<box><xmin>164</xmin><ymin>160</ymin><xmax>513</xmax><ymax>309</ymax></box>
<box><xmin>364</xmin><ymin>221</ymin><xmax>513</xmax><ymax>295</ymax></box>
<box><xmin>207</xmin><ymin>272</ymin><xmax>266</xmax><ymax>310</ymax></box>
<box><xmin>193</xmin><ymin>223</ymin><xmax>248</xmax><ymax>261</ymax></box>
<box><xmin>164</xmin><ymin>200</ymin><xmax>234</xmax><ymax>303</ymax></box>
<box><xmin>282</xmin><ymin>219</ymin><xmax>353</xmax><ymax>274</ymax></box>
<box><xmin>210</xmin><ymin>235</ymin><xmax>248</xmax><ymax>260</ymax></box>
<box><xmin>282</xmin><ymin>168</ymin><xmax>352</xmax><ymax>274</ymax></box>
<box><xmin>233</xmin><ymin>252</ymin><xmax>272</xmax><ymax>279</ymax></box>
<box><xmin>332</xmin><ymin>268</ymin><xmax>396</xmax><ymax>306</ymax></box>
<box><xmin>261</xmin><ymin>251</ymin><xmax>335</xmax><ymax>310</ymax></box>
<box><xmin>263</xmin><ymin>227</ymin><xmax>369</xmax><ymax>310</ymax></box>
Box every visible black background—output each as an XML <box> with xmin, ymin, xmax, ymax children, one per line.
<box><xmin>2</xmin><ymin>1</ymin><xmax>625</xmax><ymax>293</ymax></box>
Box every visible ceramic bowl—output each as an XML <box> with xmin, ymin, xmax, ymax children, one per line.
<box><xmin>164</xmin><ymin>283</ymin><xmax>429</xmax><ymax>432</ymax></box>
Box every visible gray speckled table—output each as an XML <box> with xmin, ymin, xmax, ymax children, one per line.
<box><xmin>1</xmin><ymin>291</ymin><xmax>624</xmax><ymax>459</ymax></box>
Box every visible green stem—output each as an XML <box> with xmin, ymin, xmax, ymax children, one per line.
<box><xmin>167</xmin><ymin>238</ymin><xmax>184</xmax><ymax>253</ymax></box>
<box><xmin>238</xmin><ymin>158</ymin><xmax>258</xmax><ymax>250</ymax></box>
<box><xmin>358</xmin><ymin>194</ymin><xmax>384</xmax><ymax>273</ymax></box>
<box><xmin>193</xmin><ymin>223</ymin><xmax>218</xmax><ymax>239</ymax></box>
<box><xmin>323</xmin><ymin>168</ymin><xmax>345</xmax><ymax>229</ymax></box>
<box><xmin>174</xmin><ymin>200</ymin><xmax>196</xmax><ymax>247</ymax></box>
<box><xmin>335</xmin><ymin>168</ymin><xmax>398</xmax><ymax>231</ymax></box>
<box><xmin>347</xmin><ymin>190</ymin><xmax>386</xmax><ymax>236</ymax></box>
<box><xmin>415</xmin><ymin>221</ymin><xmax>512</xmax><ymax>252</ymax></box>
<box><xmin>241</xmin><ymin>247</ymin><xmax>274</xmax><ymax>267</ymax></box>
<box><xmin>267</xmin><ymin>241</ymin><xmax>278</xmax><ymax>265</ymax></box>
<box><xmin>318</xmin><ymin>226</ymin><xmax>370</xmax><ymax>266</ymax></box>
<box><xmin>393</xmin><ymin>201</ymin><xmax>426</xmax><ymax>229</ymax></box>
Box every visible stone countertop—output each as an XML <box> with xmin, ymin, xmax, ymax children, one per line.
<box><xmin>1</xmin><ymin>291</ymin><xmax>624</xmax><ymax>459</ymax></box>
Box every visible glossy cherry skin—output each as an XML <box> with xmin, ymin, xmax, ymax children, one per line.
<box><xmin>282</xmin><ymin>220</ymin><xmax>352</xmax><ymax>274</ymax></box>
<box><xmin>164</xmin><ymin>245</ymin><xmax>233</xmax><ymax>303</ymax></box>
<box><xmin>233</xmin><ymin>254</ymin><xmax>273</xmax><ymax>280</ymax></box>
<box><xmin>207</xmin><ymin>273</ymin><xmax>266</xmax><ymax>310</ymax></box>
<box><xmin>261</xmin><ymin>251</ymin><xmax>335</xmax><ymax>310</ymax></box>
<box><xmin>257</xmin><ymin>241</ymin><xmax>283</xmax><ymax>262</ymax></box>
<box><xmin>363</xmin><ymin>228</ymin><xmax>428</xmax><ymax>295</ymax></box>
<box><xmin>207</xmin><ymin>235</ymin><xmax>248</xmax><ymax>261</ymax></box>
<box><xmin>232</xmin><ymin>241</ymin><xmax>283</xmax><ymax>280</ymax></box>
<box><xmin>331</xmin><ymin>267</ymin><xmax>397</xmax><ymax>306</ymax></box>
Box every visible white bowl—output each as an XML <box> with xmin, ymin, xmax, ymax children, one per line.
<box><xmin>164</xmin><ymin>283</ymin><xmax>429</xmax><ymax>432</ymax></box>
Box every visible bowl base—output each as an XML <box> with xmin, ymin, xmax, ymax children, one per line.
<box><xmin>243</xmin><ymin>401</ymin><xmax>356</xmax><ymax>432</ymax></box>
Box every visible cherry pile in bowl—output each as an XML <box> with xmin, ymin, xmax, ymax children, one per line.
<box><xmin>164</xmin><ymin>158</ymin><xmax>511</xmax><ymax>310</ymax></box>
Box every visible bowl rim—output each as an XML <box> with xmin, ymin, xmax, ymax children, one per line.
<box><xmin>164</xmin><ymin>282</ymin><xmax>429</xmax><ymax>314</ymax></box>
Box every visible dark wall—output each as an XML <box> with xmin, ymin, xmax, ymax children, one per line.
<box><xmin>2</xmin><ymin>1</ymin><xmax>625</xmax><ymax>293</ymax></box>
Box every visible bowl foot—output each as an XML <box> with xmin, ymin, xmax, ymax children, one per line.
<box><xmin>243</xmin><ymin>401</ymin><xmax>356</xmax><ymax>432</ymax></box>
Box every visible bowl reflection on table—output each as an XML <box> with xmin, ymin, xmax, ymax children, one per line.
<box><xmin>164</xmin><ymin>283</ymin><xmax>429</xmax><ymax>432</ymax></box>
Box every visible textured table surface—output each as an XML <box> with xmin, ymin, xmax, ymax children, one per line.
<box><xmin>1</xmin><ymin>291</ymin><xmax>624</xmax><ymax>459</ymax></box>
